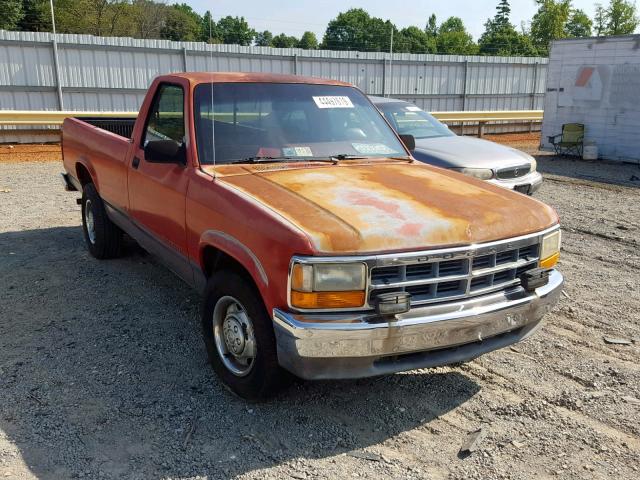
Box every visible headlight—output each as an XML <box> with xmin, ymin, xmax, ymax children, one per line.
<box><xmin>530</xmin><ymin>157</ymin><xmax>537</xmax><ymax>172</ymax></box>
<box><xmin>290</xmin><ymin>262</ymin><xmax>366</xmax><ymax>309</ymax></box>
<box><xmin>539</xmin><ymin>230</ymin><xmax>561</xmax><ymax>268</ymax></box>
<box><xmin>451</xmin><ymin>167</ymin><xmax>494</xmax><ymax>180</ymax></box>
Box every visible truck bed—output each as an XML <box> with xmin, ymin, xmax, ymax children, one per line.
<box><xmin>75</xmin><ymin>117</ymin><xmax>136</xmax><ymax>139</ymax></box>
<box><xmin>62</xmin><ymin>116</ymin><xmax>134</xmax><ymax>209</ymax></box>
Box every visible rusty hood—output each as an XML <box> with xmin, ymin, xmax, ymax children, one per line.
<box><xmin>209</xmin><ymin>161</ymin><xmax>558</xmax><ymax>254</ymax></box>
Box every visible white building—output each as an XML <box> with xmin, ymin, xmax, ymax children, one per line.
<box><xmin>541</xmin><ymin>35</ymin><xmax>640</xmax><ymax>163</ymax></box>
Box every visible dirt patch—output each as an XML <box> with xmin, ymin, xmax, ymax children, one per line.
<box><xmin>483</xmin><ymin>132</ymin><xmax>542</xmax><ymax>150</ymax></box>
<box><xmin>0</xmin><ymin>149</ymin><xmax>638</xmax><ymax>479</ymax></box>
<box><xmin>0</xmin><ymin>144</ymin><xmax>62</xmax><ymax>163</ymax></box>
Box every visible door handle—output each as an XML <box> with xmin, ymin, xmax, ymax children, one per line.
<box><xmin>132</xmin><ymin>157</ymin><xmax>140</xmax><ymax>169</ymax></box>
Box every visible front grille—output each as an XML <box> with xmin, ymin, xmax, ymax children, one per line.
<box><xmin>368</xmin><ymin>240</ymin><xmax>540</xmax><ymax>307</ymax></box>
<box><xmin>496</xmin><ymin>164</ymin><xmax>531</xmax><ymax>180</ymax></box>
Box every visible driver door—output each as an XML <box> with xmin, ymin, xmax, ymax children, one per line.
<box><xmin>128</xmin><ymin>82</ymin><xmax>191</xmax><ymax>265</ymax></box>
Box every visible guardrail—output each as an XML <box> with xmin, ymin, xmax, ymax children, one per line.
<box><xmin>0</xmin><ymin>111</ymin><xmax>138</xmax><ymax>126</ymax></box>
<box><xmin>432</xmin><ymin>110</ymin><xmax>543</xmax><ymax>137</ymax></box>
<box><xmin>0</xmin><ymin>109</ymin><xmax>543</xmax><ymax>137</ymax></box>
<box><xmin>431</xmin><ymin>110</ymin><xmax>543</xmax><ymax>121</ymax></box>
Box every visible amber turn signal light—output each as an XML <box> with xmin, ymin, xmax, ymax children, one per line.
<box><xmin>539</xmin><ymin>252</ymin><xmax>559</xmax><ymax>269</ymax></box>
<box><xmin>290</xmin><ymin>290</ymin><xmax>366</xmax><ymax>309</ymax></box>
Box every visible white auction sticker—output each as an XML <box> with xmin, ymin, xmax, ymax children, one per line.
<box><xmin>282</xmin><ymin>146</ymin><xmax>313</xmax><ymax>157</ymax></box>
<box><xmin>405</xmin><ymin>106</ymin><xmax>421</xmax><ymax>112</ymax></box>
<box><xmin>352</xmin><ymin>143</ymin><xmax>396</xmax><ymax>155</ymax></box>
<box><xmin>312</xmin><ymin>96</ymin><xmax>354</xmax><ymax>109</ymax></box>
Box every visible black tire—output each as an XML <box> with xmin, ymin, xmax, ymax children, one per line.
<box><xmin>81</xmin><ymin>183</ymin><xmax>122</xmax><ymax>259</ymax></box>
<box><xmin>202</xmin><ymin>271</ymin><xmax>288</xmax><ymax>400</ymax></box>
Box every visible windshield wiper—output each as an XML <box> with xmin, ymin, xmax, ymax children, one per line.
<box><xmin>330</xmin><ymin>154</ymin><xmax>370</xmax><ymax>161</ymax></box>
<box><xmin>330</xmin><ymin>154</ymin><xmax>412</xmax><ymax>162</ymax></box>
<box><xmin>231</xmin><ymin>156</ymin><xmax>297</xmax><ymax>164</ymax></box>
<box><xmin>232</xmin><ymin>156</ymin><xmax>338</xmax><ymax>164</ymax></box>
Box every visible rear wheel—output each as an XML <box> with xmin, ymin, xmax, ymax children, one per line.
<box><xmin>202</xmin><ymin>271</ymin><xmax>288</xmax><ymax>400</ymax></box>
<box><xmin>81</xmin><ymin>183</ymin><xmax>122</xmax><ymax>259</ymax></box>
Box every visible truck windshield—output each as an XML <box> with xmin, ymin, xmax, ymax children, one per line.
<box><xmin>193</xmin><ymin>83</ymin><xmax>407</xmax><ymax>165</ymax></box>
<box><xmin>378</xmin><ymin>102</ymin><xmax>455</xmax><ymax>140</ymax></box>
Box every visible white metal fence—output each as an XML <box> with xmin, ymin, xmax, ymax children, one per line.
<box><xmin>0</xmin><ymin>30</ymin><xmax>547</xmax><ymax>142</ymax></box>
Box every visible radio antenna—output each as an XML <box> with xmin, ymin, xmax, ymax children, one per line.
<box><xmin>209</xmin><ymin>15</ymin><xmax>216</xmax><ymax>173</ymax></box>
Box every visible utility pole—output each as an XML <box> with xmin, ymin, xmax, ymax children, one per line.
<box><xmin>49</xmin><ymin>0</ymin><xmax>64</xmax><ymax>110</ymax></box>
<box><xmin>49</xmin><ymin>0</ymin><xmax>56</xmax><ymax>35</ymax></box>
<box><xmin>387</xmin><ymin>26</ymin><xmax>393</xmax><ymax>98</ymax></box>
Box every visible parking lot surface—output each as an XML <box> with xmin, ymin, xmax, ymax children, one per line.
<box><xmin>1</xmin><ymin>140</ymin><xmax>639</xmax><ymax>479</ymax></box>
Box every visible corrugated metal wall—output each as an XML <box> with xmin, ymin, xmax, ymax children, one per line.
<box><xmin>0</xmin><ymin>30</ymin><xmax>547</xmax><ymax>141</ymax></box>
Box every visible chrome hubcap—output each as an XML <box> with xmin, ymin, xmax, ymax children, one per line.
<box><xmin>85</xmin><ymin>199</ymin><xmax>96</xmax><ymax>244</ymax></box>
<box><xmin>213</xmin><ymin>296</ymin><xmax>256</xmax><ymax>377</ymax></box>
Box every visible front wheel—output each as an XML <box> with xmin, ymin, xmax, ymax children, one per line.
<box><xmin>202</xmin><ymin>271</ymin><xmax>288</xmax><ymax>400</ymax></box>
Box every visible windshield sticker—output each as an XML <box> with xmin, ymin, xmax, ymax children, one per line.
<box><xmin>282</xmin><ymin>146</ymin><xmax>313</xmax><ymax>157</ymax></box>
<box><xmin>352</xmin><ymin>143</ymin><xmax>396</xmax><ymax>155</ymax></box>
<box><xmin>405</xmin><ymin>106</ymin><xmax>421</xmax><ymax>112</ymax></box>
<box><xmin>312</xmin><ymin>96</ymin><xmax>354</xmax><ymax>109</ymax></box>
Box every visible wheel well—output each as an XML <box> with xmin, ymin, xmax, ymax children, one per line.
<box><xmin>202</xmin><ymin>246</ymin><xmax>255</xmax><ymax>285</ymax></box>
<box><xmin>76</xmin><ymin>163</ymin><xmax>93</xmax><ymax>186</ymax></box>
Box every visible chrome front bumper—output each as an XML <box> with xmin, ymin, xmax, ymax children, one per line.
<box><xmin>488</xmin><ymin>171</ymin><xmax>543</xmax><ymax>194</ymax></box>
<box><xmin>273</xmin><ymin>269</ymin><xmax>563</xmax><ymax>379</ymax></box>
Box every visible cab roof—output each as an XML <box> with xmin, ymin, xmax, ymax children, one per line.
<box><xmin>164</xmin><ymin>72</ymin><xmax>352</xmax><ymax>86</ymax></box>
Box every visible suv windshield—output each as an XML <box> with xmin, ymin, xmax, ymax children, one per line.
<box><xmin>378</xmin><ymin>102</ymin><xmax>455</xmax><ymax>140</ymax></box>
<box><xmin>194</xmin><ymin>83</ymin><xmax>407</xmax><ymax>165</ymax></box>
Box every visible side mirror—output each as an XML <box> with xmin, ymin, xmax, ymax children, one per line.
<box><xmin>144</xmin><ymin>140</ymin><xmax>186</xmax><ymax>165</ymax></box>
<box><xmin>399</xmin><ymin>134</ymin><xmax>415</xmax><ymax>151</ymax></box>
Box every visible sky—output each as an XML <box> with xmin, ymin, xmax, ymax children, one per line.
<box><xmin>189</xmin><ymin>0</ymin><xmax>599</xmax><ymax>41</ymax></box>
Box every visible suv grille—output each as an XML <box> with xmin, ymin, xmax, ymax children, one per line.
<box><xmin>496</xmin><ymin>164</ymin><xmax>531</xmax><ymax>180</ymax></box>
<box><xmin>368</xmin><ymin>240</ymin><xmax>540</xmax><ymax>307</ymax></box>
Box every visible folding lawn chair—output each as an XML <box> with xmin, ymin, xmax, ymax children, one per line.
<box><xmin>548</xmin><ymin>123</ymin><xmax>584</xmax><ymax>157</ymax></box>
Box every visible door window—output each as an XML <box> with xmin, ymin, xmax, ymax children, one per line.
<box><xmin>143</xmin><ymin>84</ymin><xmax>185</xmax><ymax>146</ymax></box>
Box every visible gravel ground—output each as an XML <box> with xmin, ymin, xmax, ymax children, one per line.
<box><xmin>0</xmin><ymin>142</ymin><xmax>639</xmax><ymax>480</ymax></box>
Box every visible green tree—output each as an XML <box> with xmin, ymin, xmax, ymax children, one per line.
<box><xmin>130</xmin><ymin>0</ymin><xmax>166</xmax><ymax>39</ymax></box>
<box><xmin>53</xmin><ymin>0</ymin><xmax>91</xmax><ymax>34</ymax></box>
<box><xmin>0</xmin><ymin>0</ymin><xmax>23</xmax><ymax>30</ymax></box>
<box><xmin>17</xmin><ymin>0</ymin><xmax>50</xmax><ymax>32</ymax></box>
<box><xmin>322</xmin><ymin>8</ymin><xmax>393</xmax><ymax>51</ymax></box>
<box><xmin>479</xmin><ymin>0</ymin><xmax>538</xmax><ymax>55</ymax></box>
<box><xmin>216</xmin><ymin>15</ymin><xmax>255</xmax><ymax>45</ymax></box>
<box><xmin>161</xmin><ymin>3</ymin><xmax>201</xmax><ymax>41</ymax></box>
<box><xmin>199</xmin><ymin>11</ymin><xmax>221</xmax><ymax>43</ymax></box>
<box><xmin>54</xmin><ymin>0</ymin><xmax>139</xmax><ymax>37</ymax></box>
<box><xmin>605</xmin><ymin>0</ymin><xmax>638</xmax><ymax>34</ymax></box>
<box><xmin>395</xmin><ymin>26</ymin><xmax>435</xmax><ymax>53</ymax></box>
<box><xmin>594</xmin><ymin>3</ymin><xmax>608</xmax><ymax>35</ymax></box>
<box><xmin>297</xmin><ymin>31</ymin><xmax>318</xmax><ymax>49</ymax></box>
<box><xmin>530</xmin><ymin>0</ymin><xmax>571</xmax><ymax>55</ymax></box>
<box><xmin>425</xmin><ymin>13</ymin><xmax>437</xmax><ymax>38</ymax></box>
<box><xmin>254</xmin><ymin>30</ymin><xmax>273</xmax><ymax>46</ymax></box>
<box><xmin>271</xmin><ymin>33</ymin><xmax>298</xmax><ymax>48</ymax></box>
<box><xmin>436</xmin><ymin>17</ymin><xmax>478</xmax><ymax>54</ymax></box>
<box><xmin>494</xmin><ymin>0</ymin><xmax>512</xmax><ymax>29</ymax></box>
<box><xmin>565</xmin><ymin>9</ymin><xmax>593</xmax><ymax>37</ymax></box>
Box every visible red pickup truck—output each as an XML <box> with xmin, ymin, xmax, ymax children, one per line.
<box><xmin>61</xmin><ymin>72</ymin><xmax>563</xmax><ymax>400</ymax></box>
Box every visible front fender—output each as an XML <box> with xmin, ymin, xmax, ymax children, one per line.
<box><xmin>198</xmin><ymin>230</ymin><xmax>269</xmax><ymax>294</ymax></box>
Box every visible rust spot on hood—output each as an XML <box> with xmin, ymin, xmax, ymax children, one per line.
<box><xmin>213</xmin><ymin>162</ymin><xmax>558</xmax><ymax>254</ymax></box>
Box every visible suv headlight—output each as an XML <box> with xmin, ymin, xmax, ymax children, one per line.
<box><xmin>290</xmin><ymin>262</ymin><xmax>366</xmax><ymax>309</ymax></box>
<box><xmin>530</xmin><ymin>157</ymin><xmax>537</xmax><ymax>172</ymax></box>
<box><xmin>451</xmin><ymin>167</ymin><xmax>494</xmax><ymax>180</ymax></box>
<box><xmin>540</xmin><ymin>230</ymin><xmax>561</xmax><ymax>268</ymax></box>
